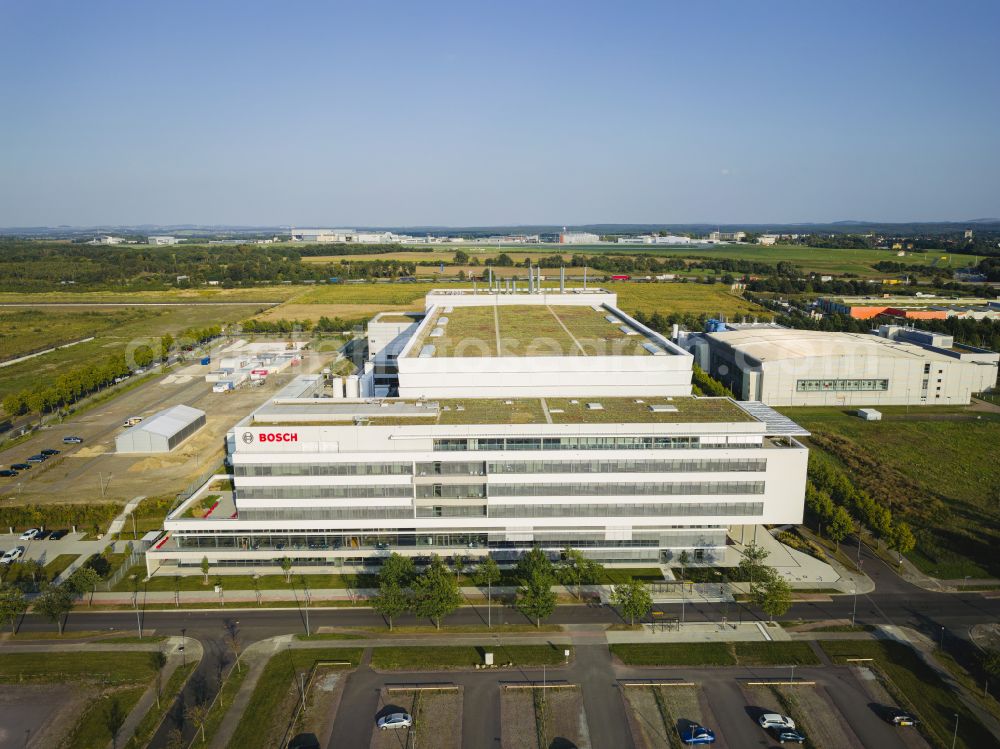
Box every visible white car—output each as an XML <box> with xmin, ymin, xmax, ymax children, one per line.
<box><xmin>19</xmin><ymin>528</ymin><xmax>39</xmax><ymax>541</ymax></box>
<box><xmin>758</xmin><ymin>714</ymin><xmax>795</xmax><ymax>730</ymax></box>
<box><xmin>1</xmin><ymin>546</ymin><xmax>25</xmax><ymax>564</ymax></box>
<box><xmin>377</xmin><ymin>713</ymin><xmax>413</xmax><ymax>731</ymax></box>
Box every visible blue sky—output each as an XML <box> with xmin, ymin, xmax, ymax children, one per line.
<box><xmin>1</xmin><ymin>0</ymin><xmax>998</xmax><ymax>226</ymax></box>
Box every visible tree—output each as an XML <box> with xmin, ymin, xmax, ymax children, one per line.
<box><xmin>372</xmin><ymin>581</ymin><xmax>409</xmax><ymax>631</ymax></box>
<box><xmin>516</xmin><ymin>569</ymin><xmax>556</xmax><ymax>628</ymax></box>
<box><xmin>827</xmin><ymin>506</ymin><xmax>855</xmax><ymax>547</ymax></box>
<box><xmin>200</xmin><ymin>556</ymin><xmax>210</xmax><ymax>584</ymax></box>
<box><xmin>224</xmin><ymin>618</ymin><xmax>243</xmax><ymax>671</ymax></box>
<box><xmin>759</xmin><ymin>576</ymin><xmax>793</xmax><ymax>621</ymax></box>
<box><xmin>280</xmin><ymin>556</ymin><xmax>293</xmax><ymax>584</ymax></box>
<box><xmin>165</xmin><ymin>728</ymin><xmax>186</xmax><ymax>749</ymax></box>
<box><xmin>677</xmin><ymin>550</ymin><xmax>691</xmax><ymax>582</ymax></box>
<box><xmin>0</xmin><ymin>585</ymin><xmax>27</xmax><ymax>634</ymax></box>
<box><xmin>611</xmin><ymin>581</ymin><xmax>653</xmax><ymax>626</ymax></box>
<box><xmin>68</xmin><ymin>566</ymin><xmax>101</xmax><ymax>606</ymax></box>
<box><xmin>185</xmin><ymin>703</ymin><xmax>210</xmax><ymax>744</ymax></box>
<box><xmin>151</xmin><ymin>649</ymin><xmax>168</xmax><ymax>708</ymax></box>
<box><xmin>888</xmin><ymin>521</ymin><xmax>916</xmax><ymax>561</ymax></box>
<box><xmin>516</xmin><ymin>547</ymin><xmax>553</xmax><ymax>583</ymax></box>
<box><xmin>411</xmin><ymin>555</ymin><xmax>462</xmax><ymax>629</ymax></box>
<box><xmin>34</xmin><ymin>583</ymin><xmax>74</xmax><ymax>635</ymax></box>
<box><xmin>379</xmin><ymin>553</ymin><xmax>415</xmax><ymax>587</ymax></box>
<box><xmin>104</xmin><ymin>695</ymin><xmax>127</xmax><ymax>749</ymax></box>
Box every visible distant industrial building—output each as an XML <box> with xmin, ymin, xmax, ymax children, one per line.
<box><xmin>757</xmin><ymin>234</ymin><xmax>780</xmax><ymax>246</ymax></box>
<box><xmin>116</xmin><ymin>405</ymin><xmax>206</xmax><ymax>453</ymax></box>
<box><xmin>819</xmin><ymin>296</ymin><xmax>1000</xmax><ymax>321</ymax></box>
<box><xmin>148</xmin><ymin>235</ymin><xmax>180</xmax><ymax>245</ymax></box>
<box><xmin>708</xmin><ymin>231</ymin><xmax>746</xmax><ymax>242</ymax></box>
<box><xmin>559</xmin><ymin>230</ymin><xmax>600</xmax><ymax>244</ymax></box>
<box><xmin>617</xmin><ymin>234</ymin><xmax>694</xmax><ymax>245</ymax></box>
<box><xmin>290</xmin><ymin>228</ymin><xmax>399</xmax><ymax>244</ymax></box>
<box><xmin>87</xmin><ymin>235</ymin><xmax>125</xmax><ymax>245</ymax></box>
<box><xmin>680</xmin><ymin>325</ymin><xmax>998</xmax><ymax>406</ymax></box>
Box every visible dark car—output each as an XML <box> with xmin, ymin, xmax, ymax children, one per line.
<box><xmin>885</xmin><ymin>709</ymin><xmax>919</xmax><ymax>727</ymax></box>
<box><xmin>0</xmin><ymin>470</ymin><xmax>17</xmax><ymax>477</ymax></box>
<box><xmin>49</xmin><ymin>529</ymin><xmax>69</xmax><ymax>540</ymax></box>
<box><xmin>40</xmin><ymin>448</ymin><xmax>61</xmax><ymax>456</ymax></box>
<box><xmin>35</xmin><ymin>529</ymin><xmax>52</xmax><ymax>540</ymax></box>
<box><xmin>63</xmin><ymin>436</ymin><xmax>83</xmax><ymax>444</ymax></box>
<box><xmin>25</xmin><ymin>455</ymin><xmax>47</xmax><ymax>464</ymax></box>
<box><xmin>11</xmin><ymin>463</ymin><xmax>31</xmax><ymax>471</ymax></box>
<box><xmin>769</xmin><ymin>727</ymin><xmax>806</xmax><ymax>744</ymax></box>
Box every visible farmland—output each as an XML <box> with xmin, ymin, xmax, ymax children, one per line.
<box><xmin>783</xmin><ymin>405</ymin><xmax>1000</xmax><ymax>578</ymax></box>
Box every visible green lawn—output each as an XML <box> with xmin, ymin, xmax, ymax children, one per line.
<box><xmin>610</xmin><ymin>641</ymin><xmax>820</xmax><ymax>667</ymax></box>
<box><xmin>227</xmin><ymin>648</ymin><xmax>363</xmax><ymax>749</ymax></box>
<box><xmin>64</xmin><ymin>685</ymin><xmax>148</xmax><ymax>749</ymax></box>
<box><xmin>43</xmin><ymin>553</ymin><xmax>80</xmax><ymax>580</ymax></box>
<box><xmin>783</xmin><ymin>406</ymin><xmax>1000</xmax><ymax>578</ymax></box>
<box><xmin>118</xmin><ymin>567</ymin><xmax>377</xmax><ymax>592</ymax></box>
<box><xmin>820</xmin><ymin>640</ymin><xmax>995</xmax><ymax>749</ymax></box>
<box><xmin>198</xmin><ymin>662</ymin><xmax>252</xmax><ymax>748</ymax></box>
<box><xmin>123</xmin><ymin>661</ymin><xmax>197</xmax><ymax>749</ymax></box>
<box><xmin>0</xmin><ymin>650</ymin><xmax>158</xmax><ymax>684</ymax></box>
<box><xmin>370</xmin><ymin>644</ymin><xmax>570</xmax><ymax>670</ymax></box>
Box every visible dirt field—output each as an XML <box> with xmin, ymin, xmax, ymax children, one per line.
<box><xmin>0</xmin><ymin>348</ymin><xmax>337</xmax><ymax>506</ymax></box>
<box><xmin>622</xmin><ymin>685</ymin><xmax>719</xmax><ymax>749</ymax></box>
<box><xmin>501</xmin><ymin>686</ymin><xmax>590</xmax><ymax>749</ymax></box>
<box><xmin>0</xmin><ymin>684</ymin><xmax>85</xmax><ymax>749</ymax></box>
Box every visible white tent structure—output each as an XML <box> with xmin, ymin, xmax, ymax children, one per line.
<box><xmin>116</xmin><ymin>405</ymin><xmax>207</xmax><ymax>453</ymax></box>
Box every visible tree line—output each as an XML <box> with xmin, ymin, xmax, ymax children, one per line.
<box><xmin>239</xmin><ymin>316</ymin><xmax>365</xmax><ymax>334</ymax></box>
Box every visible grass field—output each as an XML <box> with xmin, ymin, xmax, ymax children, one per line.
<box><xmin>370</xmin><ymin>644</ymin><xmax>570</xmax><ymax>670</ymax></box>
<box><xmin>0</xmin><ymin>287</ymin><xmax>298</xmax><ymax>304</ymax></box>
<box><xmin>820</xmin><ymin>640</ymin><xmax>994</xmax><ymax>749</ymax></box>
<box><xmin>227</xmin><ymin>647</ymin><xmax>364</xmax><ymax>749</ymax></box>
<box><xmin>610</xmin><ymin>641</ymin><xmax>821</xmax><ymax>666</ymax></box>
<box><xmin>783</xmin><ymin>406</ymin><xmax>1000</xmax><ymax>578</ymax></box>
<box><xmin>0</xmin><ymin>302</ymin><xmax>269</xmax><ymax>402</ymax></box>
<box><xmin>0</xmin><ymin>307</ymin><xmax>161</xmax><ymax>361</ymax></box>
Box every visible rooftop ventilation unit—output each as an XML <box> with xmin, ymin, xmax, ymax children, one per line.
<box><xmin>430</xmin><ymin>328</ymin><xmax>445</xmax><ymax>337</ymax></box>
<box><xmin>649</xmin><ymin>404</ymin><xmax>678</xmax><ymax>413</ymax></box>
<box><xmin>619</xmin><ymin>325</ymin><xmax>639</xmax><ymax>336</ymax></box>
<box><xmin>586</xmin><ymin>402</ymin><xmax>604</xmax><ymax>410</ymax></box>
<box><xmin>642</xmin><ymin>343</ymin><xmax>666</xmax><ymax>356</ymax></box>
<box><xmin>549</xmin><ymin>408</ymin><xmax>564</xmax><ymax>414</ymax></box>
<box><xmin>455</xmin><ymin>405</ymin><xmax>465</xmax><ymax>411</ymax></box>
<box><xmin>438</xmin><ymin>316</ymin><xmax>449</xmax><ymax>325</ymax></box>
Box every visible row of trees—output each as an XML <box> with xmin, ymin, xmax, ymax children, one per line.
<box><xmin>806</xmin><ymin>456</ymin><xmax>916</xmax><ymax>559</ymax></box>
<box><xmin>240</xmin><ymin>316</ymin><xmax>364</xmax><ymax>334</ymax></box>
<box><xmin>0</xmin><ymin>564</ymin><xmax>103</xmax><ymax>635</ymax></box>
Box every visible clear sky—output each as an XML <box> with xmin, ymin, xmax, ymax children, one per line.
<box><xmin>1</xmin><ymin>0</ymin><xmax>998</xmax><ymax>227</ymax></box>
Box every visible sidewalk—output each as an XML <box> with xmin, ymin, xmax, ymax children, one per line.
<box><xmin>112</xmin><ymin>636</ymin><xmax>202</xmax><ymax>749</ymax></box>
<box><xmin>207</xmin><ymin>637</ymin><xmax>289</xmax><ymax>749</ymax></box>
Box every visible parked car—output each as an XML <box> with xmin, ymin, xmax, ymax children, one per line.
<box><xmin>1</xmin><ymin>546</ymin><xmax>25</xmax><ymax>564</ymax></box>
<box><xmin>0</xmin><ymin>470</ymin><xmax>18</xmax><ymax>477</ymax></box>
<box><xmin>376</xmin><ymin>713</ymin><xmax>412</xmax><ymax>731</ymax></box>
<box><xmin>758</xmin><ymin>714</ymin><xmax>796</xmax><ymax>730</ymax></box>
<box><xmin>63</xmin><ymin>436</ymin><xmax>84</xmax><ymax>444</ymax></box>
<box><xmin>680</xmin><ymin>724</ymin><xmax>716</xmax><ymax>744</ymax></box>
<box><xmin>19</xmin><ymin>528</ymin><xmax>39</xmax><ymax>540</ymax></box>
<box><xmin>11</xmin><ymin>463</ymin><xmax>30</xmax><ymax>471</ymax></box>
<box><xmin>25</xmin><ymin>455</ymin><xmax>47</xmax><ymax>464</ymax></box>
<box><xmin>769</xmin><ymin>727</ymin><xmax>806</xmax><ymax>744</ymax></box>
<box><xmin>35</xmin><ymin>529</ymin><xmax>52</xmax><ymax>540</ymax></box>
<box><xmin>885</xmin><ymin>709</ymin><xmax>919</xmax><ymax>727</ymax></box>
<box><xmin>40</xmin><ymin>448</ymin><xmax>61</xmax><ymax>456</ymax></box>
<box><xmin>49</xmin><ymin>529</ymin><xmax>69</xmax><ymax>540</ymax></box>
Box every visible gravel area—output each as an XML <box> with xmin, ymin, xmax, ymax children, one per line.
<box><xmin>537</xmin><ymin>687</ymin><xmax>591</xmax><ymax>749</ymax></box>
<box><xmin>744</xmin><ymin>683</ymin><xmax>862</xmax><ymax>748</ymax></box>
<box><xmin>851</xmin><ymin>667</ymin><xmax>932</xmax><ymax>749</ymax></box>
<box><xmin>501</xmin><ymin>688</ymin><xmax>541</xmax><ymax>749</ymax></box>
<box><xmin>295</xmin><ymin>667</ymin><xmax>347</xmax><ymax>748</ymax></box>
<box><xmin>621</xmin><ymin>687</ymin><xmax>671</xmax><ymax>749</ymax></box>
<box><xmin>369</xmin><ymin>687</ymin><xmax>463</xmax><ymax>749</ymax></box>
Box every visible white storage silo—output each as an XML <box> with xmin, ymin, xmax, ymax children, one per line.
<box><xmin>345</xmin><ymin>375</ymin><xmax>360</xmax><ymax>398</ymax></box>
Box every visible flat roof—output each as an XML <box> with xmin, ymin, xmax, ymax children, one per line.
<box><xmin>406</xmin><ymin>304</ymin><xmax>671</xmax><ymax>358</ymax></box>
<box><xmin>825</xmin><ymin>296</ymin><xmax>995</xmax><ymax>308</ymax></box>
<box><xmin>706</xmin><ymin>328</ymin><xmax>956</xmax><ymax>363</ymax></box>
<box><xmin>372</xmin><ymin>312</ymin><xmax>424</xmax><ymax>324</ymax></box>
<box><xmin>127</xmin><ymin>404</ymin><xmax>205</xmax><ymax>438</ymax></box>
<box><xmin>253</xmin><ymin>396</ymin><xmax>756</xmax><ymax>426</ymax></box>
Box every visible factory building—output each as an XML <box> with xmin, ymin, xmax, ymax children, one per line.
<box><xmin>116</xmin><ymin>405</ymin><xmax>206</xmax><ymax>453</ymax></box>
<box><xmin>146</xmin><ymin>289</ymin><xmax>810</xmax><ymax>575</ymax></box>
<box><xmin>681</xmin><ymin>325</ymin><xmax>998</xmax><ymax>407</ymax></box>
<box><xmin>558</xmin><ymin>230</ymin><xmax>600</xmax><ymax>244</ymax></box>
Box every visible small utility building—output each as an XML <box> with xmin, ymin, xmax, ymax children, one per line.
<box><xmin>116</xmin><ymin>405</ymin><xmax>207</xmax><ymax>453</ymax></box>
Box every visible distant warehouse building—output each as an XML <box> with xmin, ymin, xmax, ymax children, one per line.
<box><xmin>683</xmin><ymin>327</ymin><xmax>998</xmax><ymax>407</ymax></box>
<box><xmin>116</xmin><ymin>405</ymin><xmax>207</xmax><ymax>453</ymax></box>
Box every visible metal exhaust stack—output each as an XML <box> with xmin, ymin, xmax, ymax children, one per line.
<box><xmin>560</xmin><ymin>267</ymin><xmax>565</xmax><ymax>293</ymax></box>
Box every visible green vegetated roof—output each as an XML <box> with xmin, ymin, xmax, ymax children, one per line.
<box><xmin>362</xmin><ymin>396</ymin><xmax>754</xmax><ymax>426</ymax></box>
<box><xmin>407</xmin><ymin>304</ymin><xmax>669</xmax><ymax>358</ymax></box>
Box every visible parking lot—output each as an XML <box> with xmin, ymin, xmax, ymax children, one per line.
<box><xmin>0</xmin><ymin>349</ymin><xmax>334</xmax><ymax>506</ymax></box>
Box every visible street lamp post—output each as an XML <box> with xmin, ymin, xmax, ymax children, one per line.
<box><xmin>304</xmin><ymin>588</ymin><xmax>311</xmax><ymax>636</ymax></box>
<box><xmin>940</xmin><ymin>626</ymin><xmax>946</xmax><ymax>651</ymax></box>
<box><xmin>951</xmin><ymin>713</ymin><xmax>959</xmax><ymax>749</ymax></box>
<box><xmin>852</xmin><ymin>586</ymin><xmax>858</xmax><ymax>626</ymax></box>
<box><xmin>181</xmin><ymin>628</ymin><xmax>186</xmax><ymax>667</ymax></box>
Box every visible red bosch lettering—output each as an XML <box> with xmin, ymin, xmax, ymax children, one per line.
<box><xmin>259</xmin><ymin>433</ymin><xmax>298</xmax><ymax>443</ymax></box>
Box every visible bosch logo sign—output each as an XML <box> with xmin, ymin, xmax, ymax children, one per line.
<box><xmin>258</xmin><ymin>432</ymin><xmax>299</xmax><ymax>443</ymax></box>
<box><xmin>241</xmin><ymin>432</ymin><xmax>254</xmax><ymax>444</ymax></box>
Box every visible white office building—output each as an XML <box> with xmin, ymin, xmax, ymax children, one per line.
<box><xmin>146</xmin><ymin>290</ymin><xmax>809</xmax><ymax>574</ymax></box>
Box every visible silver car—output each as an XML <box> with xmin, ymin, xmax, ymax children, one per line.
<box><xmin>377</xmin><ymin>713</ymin><xmax>413</xmax><ymax>731</ymax></box>
<box><xmin>758</xmin><ymin>713</ymin><xmax>795</xmax><ymax>730</ymax></box>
